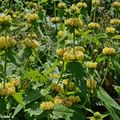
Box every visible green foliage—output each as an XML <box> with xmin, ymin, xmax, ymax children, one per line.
<box><xmin>0</xmin><ymin>0</ymin><xmax>120</xmax><ymax>120</ymax></box>
<box><xmin>97</xmin><ymin>87</ymin><xmax>120</xmax><ymax>120</ymax></box>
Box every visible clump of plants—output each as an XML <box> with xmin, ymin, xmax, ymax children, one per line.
<box><xmin>0</xmin><ymin>0</ymin><xmax>120</xmax><ymax>120</ymax></box>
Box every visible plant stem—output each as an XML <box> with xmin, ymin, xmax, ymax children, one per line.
<box><xmin>73</xmin><ymin>29</ymin><xmax>75</xmax><ymax>54</ymax></box>
<box><xmin>54</xmin><ymin>1</ymin><xmax>56</xmax><ymax>17</ymax></box>
<box><xmin>101</xmin><ymin>57</ymin><xmax>109</xmax><ymax>85</ymax></box>
<box><xmin>3</xmin><ymin>49</ymin><xmax>7</xmax><ymax>89</ymax></box>
<box><xmin>93</xmin><ymin>6</ymin><xmax>96</xmax><ymax>22</ymax></box>
<box><xmin>47</xmin><ymin>113</ymin><xmax>50</xmax><ymax>120</ymax></box>
<box><xmin>57</xmin><ymin>60</ymin><xmax>64</xmax><ymax>85</ymax></box>
<box><xmin>54</xmin><ymin>1</ymin><xmax>58</xmax><ymax>40</ymax></box>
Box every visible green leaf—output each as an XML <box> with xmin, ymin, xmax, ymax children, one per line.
<box><xmin>12</xmin><ymin>104</ymin><xmax>23</xmax><ymax>118</ymax></box>
<box><xmin>25</xmin><ymin>102</ymin><xmax>43</xmax><ymax>117</ymax></box>
<box><xmin>111</xmin><ymin>57</ymin><xmax>120</xmax><ymax>83</ymax></box>
<box><xmin>39</xmin><ymin>0</ymin><xmax>48</xmax><ymax>4</ymax></box>
<box><xmin>0</xmin><ymin>98</ymin><xmax>6</xmax><ymax>114</ymax></box>
<box><xmin>112</xmin><ymin>35</ymin><xmax>120</xmax><ymax>39</ymax></box>
<box><xmin>7</xmin><ymin>49</ymin><xmax>21</xmax><ymax>66</ymax></box>
<box><xmin>24</xmin><ymin>69</ymin><xmax>47</xmax><ymax>82</ymax></box>
<box><xmin>23</xmin><ymin>48</ymin><xmax>32</xmax><ymax>58</ymax></box>
<box><xmin>71</xmin><ymin>107</ymin><xmax>86</xmax><ymax>120</ymax></box>
<box><xmin>43</xmin><ymin>60</ymin><xmax>58</xmax><ymax>75</ymax></box>
<box><xmin>51</xmin><ymin>105</ymin><xmax>74</xmax><ymax>120</ymax></box>
<box><xmin>12</xmin><ymin>92</ymin><xmax>25</xmax><ymax>108</ymax></box>
<box><xmin>114</xmin><ymin>86</ymin><xmax>120</xmax><ymax>96</ymax></box>
<box><xmin>97</xmin><ymin>87</ymin><xmax>120</xmax><ymax>110</ymax></box>
<box><xmin>13</xmin><ymin>89</ymin><xmax>42</xmax><ymax>117</ymax></box>
<box><xmin>96</xmin><ymin>53</ymin><xmax>105</xmax><ymax>63</ymax></box>
<box><xmin>97</xmin><ymin>87</ymin><xmax>120</xmax><ymax>120</ymax></box>
<box><xmin>66</xmin><ymin>62</ymin><xmax>86</xmax><ymax>99</ymax></box>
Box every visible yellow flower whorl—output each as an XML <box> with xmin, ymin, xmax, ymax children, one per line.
<box><xmin>102</xmin><ymin>47</ymin><xmax>116</xmax><ymax>56</ymax></box>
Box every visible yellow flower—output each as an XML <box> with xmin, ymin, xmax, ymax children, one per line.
<box><xmin>58</xmin><ymin>2</ymin><xmax>66</xmax><ymax>9</ymax></box>
<box><xmin>65</xmin><ymin>18</ymin><xmax>83</xmax><ymax>28</ymax></box>
<box><xmin>75</xmin><ymin>29</ymin><xmax>81</xmax><ymax>36</ymax></box>
<box><xmin>68</xmin><ymin>82</ymin><xmax>75</xmax><ymax>90</ymax></box>
<box><xmin>56</xmin><ymin>48</ymin><xmax>65</xmax><ymax>56</ymax></box>
<box><xmin>93</xmin><ymin>112</ymin><xmax>102</xmax><ymax>119</ymax></box>
<box><xmin>92</xmin><ymin>0</ymin><xmax>100</xmax><ymax>5</ymax></box>
<box><xmin>28</xmin><ymin>2</ymin><xmax>38</xmax><ymax>9</ymax></box>
<box><xmin>87</xmin><ymin>79</ymin><xmax>97</xmax><ymax>90</ymax></box>
<box><xmin>112</xmin><ymin>2</ymin><xmax>120</xmax><ymax>8</ymax></box>
<box><xmin>102</xmin><ymin>47</ymin><xmax>116</xmax><ymax>55</ymax></box>
<box><xmin>25</xmin><ymin>13</ymin><xmax>39</xmax><ymax>22</ymax></box>
<box><xmin>51</xmin><ymin>82</ymin><xmax>64</xmax><ymax>93</ymax></box>
<box><xmin>51</xmin><ymin>17</ymin><xmax>60</xmax><ymax>24</ymax></box>
<box><xmin>88</xmin><ymin>22</ymin><xmax>100</xmax><ymax>29</ymax></box>
<box><xmin>69</xmin><ymin>4</ymin><xmax>80</xmax><ymax>14</ymax></box>
<box><xmin>62</xmin><ymin>99</ymin><xmax>73</xmax><ymax>107</ymax></box>
<box><xmin>40</xmin><ymin>101</ymin><xmax>54</xmax><ymax>110</ymax></box>
<box><xmin>0</xmin><ymin>36</ymin><xmax>7</xmax><ymax>49</ymax></box>
<box><xmin>106</xmin><ymin>27</ymin><xmax>115</xmax><ymax>34</ymax></box>
<box><xmin>6</xmin><ymin>87</ymin><xmax>16</xmax><ymax>95</ymax></box>
<box><xmin>54</xmin><ymin>96</ymin><xmax>63</xmax><ymax>105</ymax></box>
<box><xmin>68</xmin><ymin>96</ymin><xmax>76</xmax><ymax>103</ymax></box>
<box><xmin>22</xmin><ymin>38</ymin><xmax>40</xmax><ymax>48</ymax></box>
<box><xmin>62</xmin><ymin>79</ymin><xmax>69</xmax><ymax>85</ymax></box>
<box><xmin>49</xmin><ymin>74</ymin><xmax>60</xmax><ymax>79</ymax></box>
<box><xmin>77</xmin><ymin>2</ymin><xmax>87</xmax><ymax>8</ymax></box>
<box><xmin>110</xmin><ymin>19</ymin><xmax>120</xmax><ymax>25</ymax></box>
<box><xmin>75</xmin><ymin>96</ymin><xmax>81</xmax><ymax>103</ymax></box>
<box><xmin>68</xmin><ymin>96</ymin><xmax>81</xmax><ymax>103</ymax></box>
<box><xmin>63</xmin><ymin>48</ymin><xmax>84</xmax><ymax>61</ymax></box>
<box><xmin>31</xmin><ymin>40</ymin><xmax>40</xmax><ymax>48</ymax></box>
<box><xmin>75</xmin><ymin>51</ymin><xmax>84</xmax><ymax>60</ymax></box>
<box><xmin>0</xmin><ymin>36</ymin><xmax>16</xmax><ymax>49</ymax></box>
<box><xmin>75</xmin><ymin>46</ymin><xmax>85</xmax><ymax>52</ymax></box>
<box><xmin>86</xmin><ymin>62</ymin><xmax>97</xmax><ymax>69</ymax></box>
<box><xmin>0</xmin><ymin>82</ymin><xmax>16</xmax><ymax>95</ymax></box>
<box><xmin>0</xmin><ymin>15</ymin><xmax>12</xmax><ymax>25</ymax></box>
<box><xmin>57</xmin><ymin>31</ymin><xmax>65</xmax><ymax>37</ymax></box>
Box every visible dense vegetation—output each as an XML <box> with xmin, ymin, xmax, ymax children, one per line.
<box><xmin>0</xmin><ymin>0</ymin><xmax>120</xmax><ymax>120</ymax></box>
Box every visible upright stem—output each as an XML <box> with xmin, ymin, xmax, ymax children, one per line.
<box><xmin>93</xmin><ymin>6</ymin><xmax>96</xmax><ymax>22</ymax></box>
<box><xmin>54</xmin><ymin>1</ymin><xmax>57</xmax><ymax>40</ymax></box>
<box><xmin>3</xmin><ymin>49</ymin><xmax>7</xmax><ymax>89</ymax></box>
<box><xmin>47</xmin><ymin>113</ymin><xmax>50</xmax><ymax>120</ymax></box>
<box><xmin>73</xmin><ymin>29</ymin><xmax>75</xmax><ymax>54</ymax></box>
<box><xmin>101</xmin><ymin>57</ymin><xmax>109</xmax><ymax>85</ymax></box>
<box><xmin>54</xmin><ymin>1</ymin><xmax>56</xmax><ymax>17</ymax></box>
<box><xmin>57</xmin><ymin>60</ymin><xmax>64</xmax><ymax>85</ymax></box>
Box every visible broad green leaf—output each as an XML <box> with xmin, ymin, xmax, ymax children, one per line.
<box><xmin>71</xmin><ymin>107</ymin><xmax>86</xmax><ymax>120</ymax></box>
<box><xmin>12</xmin><ymin>104</ymin><xmax>23</xmax><ymax>118</ymax></box>
<box><xmin>97</xmin><ymin>87</ymin><xmax>120</xmax><ymax>110</ymax></box>
<box><xmin>0</xmin><ymin>98</ymin><xmax>6</xmax><ymax>114</ymax></box>
<box><xmin>39</xmin><ymin>0</ymin><xmax>48</xmax><ymax>4</ymax></box>
<box><xmin>12</xmin><ymin>92</ymin><xmax>25</xmax><ymax>108</ymax></box>
<box><xmin>66</xmin><ymin>62</ymin><xmax>86</xmax><ymax>99</ymax></box>
<box><xmin>7</xmin><ymin>49</ymin><xmax>21</xmax><ymax>66</ymax></box>
<box><xmin>104</xmin><ymin>103</ymin><xmax>120</xmax><ymax>120</ymax></box>
<box><xmin>25</xmin><ymin>102</ymin><xmax>43</xmax><ymax>117</ymax></box>
<box><xmin>24</xmin><ymin>69</ymin><xmax>47</xmax><ymax>82</ymax></box>
<box><xmin>111</xmin><ymin>57</ymin><xmax>120</xmax><ymax>83</ymax></box>
<box><xmin>114</xmin><ymin>86</ymin><xmax>120</xmax><ymax>96</ymax></box>
<box><xmin>43</xmin><ymin>60</ymin><xmax>58</xmax><ymax>75</ymax></box>
<box><xmin>51</xmin><ymin>105</ymin><xmax>74</xmax><ymax>120</ymax></box>
<box><xmin>112</xmin><ymin>35</ymin><xmax>120</xmax><ymax>39</ymax></box>
<box><xmin>13</xmin><ymin>90</ymin><xmax>42</xmax><ymax>117</ymax></box>
<box><xmin>97</xmin><ymin>87</ymin><xmax>120</xmax><ymax>119</ymax></box>
<box><xmin>96</xmin><ymin>53</ymin><xmax>105</xmax><ymax>63</ymax></box>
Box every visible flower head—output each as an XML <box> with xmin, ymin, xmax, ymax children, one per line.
<box><xmin>102</xmin><ymin>47</ymin><xmax>116</xmax><ymax>56</ymax></box>
<box><xmin>40</xmin><ymin>101</ymin><xmax>54</xmax><ymax>110</ymax></box>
